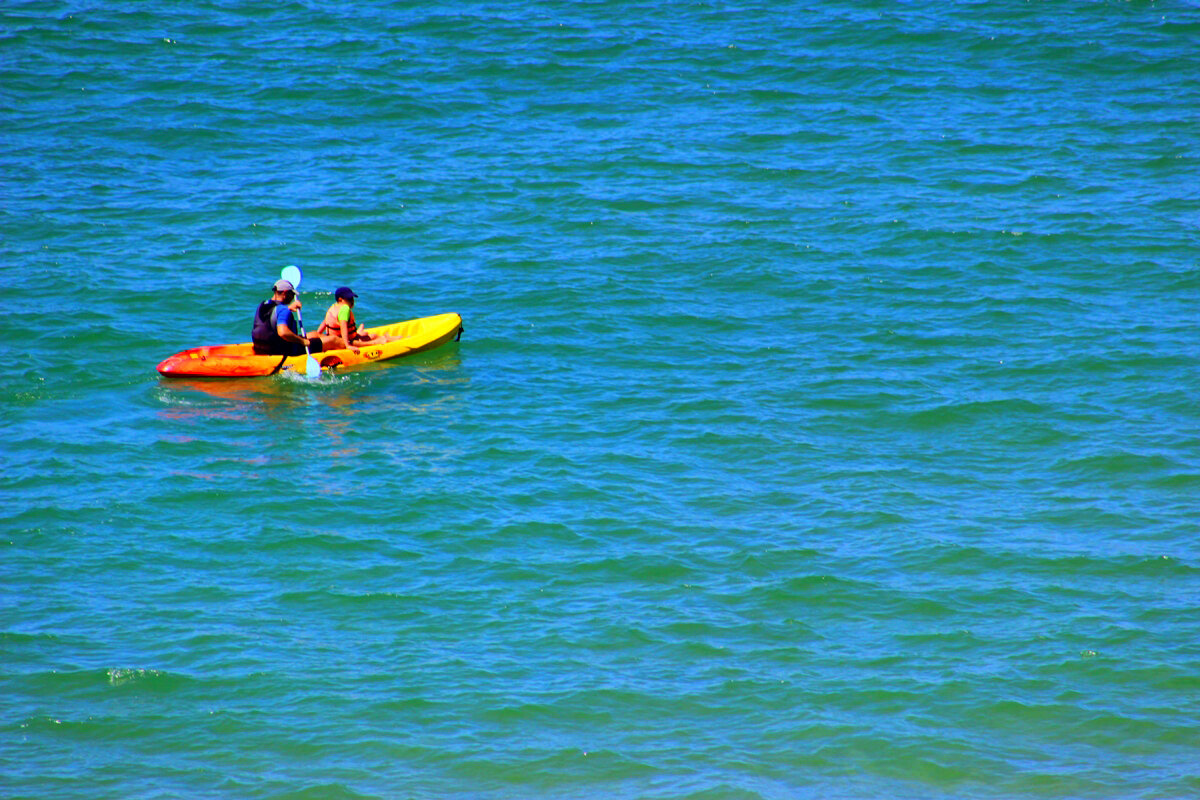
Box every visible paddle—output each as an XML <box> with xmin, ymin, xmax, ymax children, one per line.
<box><xmin>280</xmin><ymin>265</ymin><xmax>321</xmax><ymax>380</ymax></box>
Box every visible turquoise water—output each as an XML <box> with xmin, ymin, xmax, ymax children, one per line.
<box><xmin>3</xmin><ymin>2</ymin><xmax>1199</xmax><ymax>797</ymax></box>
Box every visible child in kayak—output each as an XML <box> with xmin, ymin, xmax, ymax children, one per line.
<box><xmin>316</xmin><ymin>287</ymin><xmax>399</xmax><ymax>349</ymax></box>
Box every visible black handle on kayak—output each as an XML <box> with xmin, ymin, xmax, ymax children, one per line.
<box><xmin>268</xmin><ymin>354</ymin><xmax>289</xmax><ymax>375</ymax></box>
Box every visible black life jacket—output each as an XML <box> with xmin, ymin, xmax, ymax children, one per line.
<box><xmin>251</xmin><ymin>300</ymin><xmax>292</xmax><ymax>347</ymax></box>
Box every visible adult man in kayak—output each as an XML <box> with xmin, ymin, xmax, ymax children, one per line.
<box><xmin>251</xmin><ymin>279</ymin><xmax>344</xmax><ymax>355</ymax></box>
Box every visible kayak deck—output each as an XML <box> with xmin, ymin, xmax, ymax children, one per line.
<box><xmin>156</xmin><ymin>312</ymin><xmax>463</xmax><ymax>378</ymax></box>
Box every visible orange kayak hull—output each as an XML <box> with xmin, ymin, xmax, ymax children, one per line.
<box><xmin>156</xmin><ymin>313</ymin><xmax>463</xmax><ymax>378</ymax></box>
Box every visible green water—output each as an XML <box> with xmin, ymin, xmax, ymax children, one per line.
<box><xmin>2</xmin><ymin>2</ymin><xmax>1198</xmax><ymax>798</ymax></box>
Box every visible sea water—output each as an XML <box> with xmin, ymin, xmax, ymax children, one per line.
<box><xmin>1</xmin><ymin>2</ymin><xmax>1198</xmax><ymax>798</ymax></box>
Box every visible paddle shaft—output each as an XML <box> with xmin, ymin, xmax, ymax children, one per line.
<box><xmin>293</xmin><ymin>301</ymin><xmax>320</xmax><ymax>378</ymax></box>
<box><xmin>295</xmin><ymin>305</ymin><xmax>310</xmax><ymax>347</ymax></box>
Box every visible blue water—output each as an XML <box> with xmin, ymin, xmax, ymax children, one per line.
<box><xmin>2</xmin><ymin>2</ymin><xmax>1199</xmax><ymax>798</ymax></box>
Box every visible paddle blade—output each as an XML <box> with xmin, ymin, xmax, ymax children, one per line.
<box><xmin>281</xmin><ymin>265</ymin><xmax>303</xmax><ymax>289</ymax></box>
<box><xmin>305</xmin><ymin>355</ymin><xmax>321</xmax><ymax>380</ymax></box>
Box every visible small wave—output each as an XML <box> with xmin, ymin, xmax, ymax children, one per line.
<box><xmin>884</xmin><ymin>397</ymin><xmax>1050</xmax><ymax>430</ymax></box>
<box><xmin>105</xmin><ymin>667</ymin><xmax>167</xmax><ymax>687</ymax></box>
<box><xmin>1050</xmin><ymin>451</ymin><xmax>1184</xmax><ymax>480</ymax></box>
<box><xmin>17</xmin><ymin>667</ymin><xmax>193</xmax><ymax>695</ymax></box>
<box><xmin>268</xmin><ymin>784</ymin><xmax>380</xmax><ymax>800</ymax></box>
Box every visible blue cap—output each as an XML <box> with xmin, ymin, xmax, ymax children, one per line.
<box><xmin>335</xmin><ymin>287</ymin><xmax>357</xmax><ymax>301</ymax></box>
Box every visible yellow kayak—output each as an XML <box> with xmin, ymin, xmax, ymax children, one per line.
<box><xmin>157</xmin><ymin>312</ymin><xmax>463</xmax><ymax>378</ymax></box>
